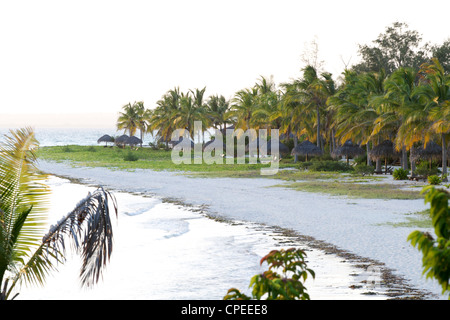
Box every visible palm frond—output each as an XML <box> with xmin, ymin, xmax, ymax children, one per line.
<box><xmin>41</xmin><ymin>187</ymin><xmax>118</xmax><ymax>288</ymax></box>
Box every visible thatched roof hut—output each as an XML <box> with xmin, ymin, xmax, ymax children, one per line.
<box><xmin>411</xmin><ymin>141</ymin><xmax>443</xmax><ymax>169</ymax></box>
<box><xmin>291</xmin><ymin>140</ymin><xmax>322</xmax><ymax>161</ymax></box>
<box><xmin>369</xmin><ymin>140</ymin><xmax>399</xmax><ymax>173</ymax></box>
<box><xmin>115</xmin><ymin>134</ymin><xmax>129</xmax><ymax>147</ymax></box>
<box><xmin>126</xmin><ymin>136</ymin><xmax>143</xmax><ymax>147</ymax></box>
<box><xmin>220</xmin><ymin>124</ymin><xmax>235</xmax><ymax>134</ymax></box>
<box><xmin>172</xmin><ymin>136</ymin><xmax>195</xmax><ymax>148</ymax></box>
<box><xmin>245</xmin><ymin>140</ymin><xmax>290</xmax><ymax>156</ymax></box>
<box><xmin>97</xmin><ymin>134</ymin><xmax>114</xmax><ymax>146</ymax></box>
<box><xmin>332</xmin><ymin>140</ymin><xmax>364</xmax><ymax>164</ymax></box>
<box><xmin>203</xmin><ymin>137</ymin><xmax>219</xmax><ymax>151</ymax></box>
<box><xmin>267</xmin><ymin>141</ymin><xmax>290</xmax><ymax>156</ymax></box>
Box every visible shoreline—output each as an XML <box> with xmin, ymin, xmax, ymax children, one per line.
<box><xmin>36</xmin><ymin>159</ymin><xmax>443</xmax><ymax>299</ymax></box>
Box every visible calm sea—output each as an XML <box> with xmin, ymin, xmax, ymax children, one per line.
<box><xmin>0</xmin><ymin>127</ymin><xmax>154</xmax><ymax>147</ymax></box>
<box><xmin>0</xmin><ymin>127</ymin><xmax>213</xmax><ymax>147</ymax></box>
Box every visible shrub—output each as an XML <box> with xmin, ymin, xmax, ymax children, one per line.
<box><xmin>354</xmin><ymin>164</ymin><xmax>374</xmax><ymax>176</ymax></box>
<box><xmin>61</xmin><ymin>145</ymin><xmax>72</xmax><ymax>153</ymax></box>
<box><xmin>428</xmin><ymin>175</ymin><xmax>442</xmax><ymax>185</ymax></box>
<box><xmin>224</xmin><ymin>248</ymin><xmax>315</xmax><ymax>300</ymax></box>
<box><xmin>309</xmin><ymin>160</ymin><xmax>353</xmax><ymax>172</ymax></box>
<box><xmin>354</xmin><ymin>154</ymin><xmax>368</xmax><ymax>166</ymax></box>
<box><xmin>123</xmin><ymin>151</ymin><xmax>139</xmax><ymax>162</ymax></box>
<box><xmin>393</xmin><ymin>168</ymin><xmax>409</xmax><ymax>180</ymax></box>
<box><xmin>414</xmin><ymin>161</ymin><xmax>440</xmax><ymax>177</ymax></box>
<box><xmin>408</xmin><ymin>186</ymin><xmax>450</xmax><ymax>298</ymax></box>
<box><xmin>297</xmin><ymin>160</ymin><xmax>353</xmax><ymax>172</ymax></box>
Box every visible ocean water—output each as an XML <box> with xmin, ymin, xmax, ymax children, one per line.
<box><xmin>0</xmin><ymin>127</ymin><xmax>211</xmax><ymax>147</ymax></box>
<box><xmin>16</xmin><ymin>176</ymin><xmax>387</xmax><ymax>300</ymax></box>
<box><xmin>0</xmin><ymin>127</ymin><xmax>123</xmax><ymax>147</ymax></box>
<box><xmin>1</xmin><ymin>128</ymin><xmax>391</xmax><ymax>299</ymax></box>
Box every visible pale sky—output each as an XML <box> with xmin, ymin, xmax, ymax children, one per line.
<box><xmin>0</xmin><ymin>0</ymin><xmax>449</xmax><ymax>127</ymax></box>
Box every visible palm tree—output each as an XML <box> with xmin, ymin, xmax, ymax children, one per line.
<box><xmin>134</xmin><ymin>101</ymin><xmax>151</xmax><ymax>147</ymax></box>
<box><xmin>420</xmin><ymin>58</ymin><xmax>450</xmax><ymax>181</ymax></box>
<box><xmin>173</xmin><ymin>92</ymin><xmax>204</xmax><ymax>139</ymax></box>
<box><xmin>383</xmin><ymin>67</ymin><xmax>432</xmax><ymax>172</ymax></box>
<box><xmin>230</xmin><ymin>87</ymin><xmax>259</xmax><ymax>131</ymax></box>
<box><xmin>287</xmin><ymin>66</ymin><xmax>335</xmax><ymax>150</ymax></box>
<box><xmin>117</xmin><ymin>102</ymin><xmax>140</xmax><ymax>137</ymax></box>
<box><xmin>206</xmin><ymin>94</ymin><xmax>231</xmax><ymax>133</ymax></box>
<box><xmin>251</xmin><ymin>76</ymin><xmax>280</xmax><ymax>131</ymax></box>
<box><xmin>328</xmin><ymin>70</ymin><xmax>387</xmax><ymax>168</ymax></box>
<box><xmin>189</xmin><ymin>87</ymin><xmax>210</xmax><ymax>143</ymax></box>
<box><xmin>275</xmin><ymin>80</ymin><xmax>315</xmax><ymax>162</ymax></box>
<box><xmin>0</xmin><ymin>128</ymin><xmax>117</xmax><ymax>300</ymax></box>
<box><xmin>149</xmin><ymin>88</ymin><xmax>182</xmax><ymax>147</ymax></box>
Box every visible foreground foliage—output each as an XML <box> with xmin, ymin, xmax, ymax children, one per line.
<box><xmin>0</xmin><ymin>128</ymin><xmax>117</xmax><ymax>300</ymax></box>
<box><xmin>408</xmin><ymin>186</ymin><xmax>450</xmax><ymax>299</ymax></box>
<box><xmin>224</xmin><ymin>248</ymin><xmax>315</xmax><ymax>300</ymax></box>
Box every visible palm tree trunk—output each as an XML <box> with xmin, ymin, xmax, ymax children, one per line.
<box><xmin>316</xmin><ymin>105</ymin><xmax>321</xmax><ymax>150</ymax></box>
<box><xmin>410</xmin><ymin>145</ymin><xmax>416</xmax><ymax>177</ymax></box>
<box><xmin>376</xmin><ymin>159</ymin><xmax>381</xmax><ymax>173</ymax></box>
<box><xmin>402</xmin><ymin>146</ymin><xmax>408</xmax><ymax>170</ymax></box>
<box><xmin>366</xmin><ymin>143</ymin><xmax>372</xmax><ymax>166</ymax></box>
<box><xmin>293</xmin><ymin>134</ymin><xmax>298</xmax><ymax>163</ymax></box>
<box><xmin>331</xmin><ymin>129</ymin><xmax>336</xmax><ymax>153</ymax></box>
<box><xmin>442</xmin><ymin>134</ymin><xmax>448</xmax><ymax>182</ymax></box>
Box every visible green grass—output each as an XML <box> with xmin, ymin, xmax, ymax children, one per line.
<box><xmin>37</xmin><ymin>145</ymin><xmax>273</xmax><ymax>174</ymax></box>
<box><xmin>274</xmin><ymin>180</ymin><xmax>424</xmax><ymax>200</ymax></box>
<box><xmin>382</xmin><ymin>209</ymin><xmax>432</xmax><ymax>228</ymax></box>
<box><xmin>37</xmin><ymin>145</ymin><xmax>424</xmax><ymax>200</ymax></box>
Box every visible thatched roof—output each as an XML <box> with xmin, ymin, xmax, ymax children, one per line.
<box><xmin>280</xmin><ymin>132</ymin><xmax>295</xmax><ymax>140</ymax></box>
<box><xmin>369</xmin><ymin>140</ymin><xmax>399</xmax><ymax>160</ymax></box>
<box><xmin>332</xmin><ymin>140</ymin><xmax>364</xmax><ymax>158</ymax></box>
<box><xmin>172</xmin><ymin>136</ymin><xmax>195</xmax><ymax>148</ymax></box>
<box><xmin>267</xmin><ymin>141</ymin><xmax>290</xmax><ymax>155</ymax></box>
<box><xmin>203</xmin><ymin>137</ymin><xmax>220</xmax><ymax>151</ymax></box>
<box><xmin>411</xmin><ymin>141</ymin><xmax>443</xmax><ymax>162</ymax></box>
<box><xmin>291</xmin><ymin>140</ymin><xmax>322</xmax><ymax>157</ymax></box>
<box><xmin>97</xmin><ymin>134</ymin><xmax>114</xmax><ymax>144</ymax></box>
<box><xmin>126</xmin><ymin>136</ymin><xmax>143</xmax><ymax>146</ymax></box>
<box><xmin>245</xmin><ymin>140</ymin><xmax>290</xmax><ymax>155</ymax></box>
<box><xmin>115</xmin><ymin>134</ymin><xmax>129</xmax><ymax>145</ymax></box>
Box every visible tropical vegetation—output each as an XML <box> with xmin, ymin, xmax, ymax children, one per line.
<box><xmin>224</xmin><ymin>248</ymin><xmax>315</xmax><ymax>300</ymax></box>
<box><xmin>115</xmin><ymin>22</ymin><xmax>449</xmax><ymax>181</ymax></box>
<box><xmin>408</xmin><ymin>186</ymin><xmax>450</xmax><ymax>299</ymax></box>
<box><xmin>0</xmin><ymin>128</ymin><xmax>117</xmax><ymax>300</ymax></box>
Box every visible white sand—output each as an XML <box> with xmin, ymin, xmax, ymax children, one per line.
<box><xmin>37</xmin><ymin>160</ymin><xmax>445</xmax><ymax>299</ymax></box>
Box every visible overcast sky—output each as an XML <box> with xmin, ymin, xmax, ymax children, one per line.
<box><xmin>0</xmin><ymin>0</ymin><xmax>449</xmax><ymax>127</ymax></box>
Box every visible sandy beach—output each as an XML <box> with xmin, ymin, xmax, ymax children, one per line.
<box><xmin>36</xmin><ymin>159</ymin><xmax>444</xmax><ymax>299</ymax></box>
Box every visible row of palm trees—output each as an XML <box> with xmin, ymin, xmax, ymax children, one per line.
<box><xmin>116</xmin><ymin>58</ymin><xmax>449</xmax><ymax>178</ymax></box>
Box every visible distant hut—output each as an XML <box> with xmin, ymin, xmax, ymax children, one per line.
<box><xmin>332</xmin><ymin>140</ymin><xmax>364</xmax><ymax>165</ymax></box>
<box><xmin>115</xmin><ymin>134</ymin><xmax>129</xmax><ymax>148</ymax></box>
<box><xmin>245</xmin><ymin>140</ymin><xmax>290</xmax><ymax>157</ymax></box>
<box><xmin>172</xmin><ymin>136</ymin><xmax>195</xmax><ymax>148</ymax></box>
<box><xmin>411</xmin><ymin>141</ymin><xmax>443</xmax><ymax>169</ymax></box>
<box><xmin>291</xmin><ymin>140</ymin><xmax>322</xmax><ymax>161</ymax></box>
<box><xmin>97</xmin><ymin>134</ymin><xmax>114</xmax><ymax>147</ymax></box>
<box><xmin>126</xmin><ymin>136</ymin><xmax>143</xmax><ymax>148</ymax></box>
<box><xmin>220</xmin><ymin>124</ymin><xmax>235</xmax><ymax>135</ymax></box>
<box><xmin>203</xmin><ymin>137</ymin><xmax>216</xmax><ymax>151</ymax></box>
<box><xmin>369</xmin><ymin>140</ymin><xmax>399</xmax><ymax>174</ymax></box>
